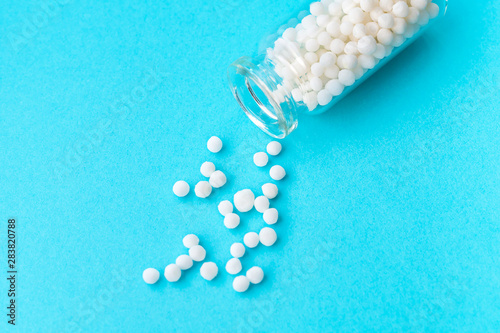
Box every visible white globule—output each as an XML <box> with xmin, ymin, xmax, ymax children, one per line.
<box><xmin>224</xmin><ymin>213</ymin><xmax>240</xmax><ymax>229</ymax></box>
<box><xmin>259</xmin><ymin>227</ymin><xmax>278</xmax><ymax>246</ymax></box>
<box><xmin>183</xmin><ymin>234</ymin><xmax>199</xmax><ymax>248</ymax></box>
<box><xmin>226</xmin><ymin>258</ymin><xmax>242</xmax><ymax>275</ymax></box>
<box><xmin>254</xmin><ymin>196</ymin><xmax>270</xmax><ymax>213</ymax></box>
<box><xmin>266</xmin><ymin>0</ymin><xmax>439</xmax><ymax>112</ymax></box>
<box><xmin>143</xmin><ymin>268</ymin><xmax>160</xmax><ymax>284</ymax></box>
<box><xmin>234</xmin><ymin>189</ymin><xmax>255</xmax><ymax>212</ymax></box>
<box><xmin>233</xmin><ymin>275</ymin><xmax>250</xmax><ymax>292</ymax></box>
<box><xmin>209</xmin><ymin>170</ymin><xmax>226</xmax><ymax>188</ymax></box>
<box><xmin>270</xmin><ymin>165</ymin><xmax>286</xmax><ymax>181</ymax></box>
<box><xmin>164</xmin><ymin>264</ymin><xmax>182</xmax><ymax>282</ymax></box>
<box><xmin>267</xmin><ymin>141</ymin><xmax>282</xmax><ymax>156</ymax></box>
<box><xmin>189</xmin><ymin>245</ymin><xmax>206</xmax><ymax>262</ymax></box>
<box><xmin>176</xmin><ymin>254</ymin><xmax>193</xmax><ymax>270</ymax></box>
<box><xmin>200</xmin><ymin>162</ymin><xmax>216</xmax><ymax>178</ymax></box>
<box><xmin>263</xmin><ymin>208</ymin><xmax>279</xmax><ymax>225</ymax></box>
<box><xmin>262</xmin><ymin>183</ymin><xmax>278</xmax><ymax>199</ymax></box>
<box><xmin>243</xmin><ymin>232</ymin><xmax>260</xmax><ymax>248</ymax></box>
<box><xmin>207</xmin><ymin>136</ymin><xmax>222</xmax><ymax>153</ymax></box>
<box><xmin>200</xmin><ymin>262</ymin><xmax>218</xmax><ymax>281</ymax></box>
<box><xmin>246</xmin><ymin>266</ymin><xmax>264</xmax><ymax>284</ymax></box>
<box><xmin>218</xmin><ymin>200</ymin><xmax>233</xmax><ymax>216</ymax></box>
<box><xmin>195</xmin><ymin>181</ymin><xmax>212</xmax><ymax>198</ymax></box>
<box><xmin>230</xmin><ymin>242</ymin><xmax>246</xmax><ymax>258</ymax></box>
<box><xmin>173</xmin><ymin>181</ymin><xmax>190</xmax><ymax>197</ymax></box>
<box><xmin>253</xmin><ymin>152</ymin><xmax>269</xmax><ymax>167</ymax></box>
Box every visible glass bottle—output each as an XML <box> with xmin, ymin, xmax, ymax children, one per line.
<box><xmin>228</xmin><ymin>0</ymin><xmax>448</xmax><ymax>138</ymax></box>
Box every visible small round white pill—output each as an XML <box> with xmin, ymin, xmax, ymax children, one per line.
<box><xmin>365</xmin><ymin>22</ymin><xmax>380</xmax><ymax>37</ymax></box>
<box><xmin>317</xmin><ymin>31</ymin><xmax>332</xmax><ymax>47</ymax></box>
<box><xmin>311</xmin><ymin>62</ymin><xmax>325</xmax><ymax>77</ymax></box>
<box><xmin>325</xmin><ymin>79</ymin><xmax>345</xmax><ymax>96</ymax></box>
<box><xmin>244</xmin><ymin>232</ymin><xmax>259</xmax><ymax>248</ymax></box>
<box><xmin>392</xmin><ymin>1</ymin><xmax>409</xmax><ymax>17</ymax></box>
<box><xmin>195</xmin><ymin>181</ymin><xmax>212</xmax><ymax>198</ymax></box>
<box><xmin>380</xmin><ymin>0</ymin><xmax>395</xmax><ymax>12</ymax></box>
<box><xmin>164</xmin><ymin>264</ymin><xmax>181</xmax><ymax>282</ymax></box>
<box><xmin>226</xmin><ymin>258</ymin><xmax>242</xmax><ymax>275</ymax></box>
<box><xmin>378</xmin><ymin>13</ymin><xmax>395</xmax><ymax>29</ymax></box>
<box><xmin>282</xmin><ymin>27</ymin><xmax>296</xmax><ymax>41</ymax></box>
<box><xmin>175</xmin><ymin>254</ymin><xmax>193</xmax><ymax>270</ymax></box>
<box><xmin>338</xmin><ymin>69</ymin><xmax>356</xmax><ymax>86</ymax></box>
<box><xmin>326</xmin><ymin>20</ymin><xmax>341</xmax><ymax>37</ymax></box>
<box><xmin>377</xmin><ymin>28</ymin><xmax>394</xmax><ymax>45</ymax></box>
<box><xmin>230</xmin><ymin>242</ymin><xmax>246</xmax><ymax>258</ymax></box>
<box><xmin>233</xmin><ymin>275</ymin><xmax>250</xmax><ymax>292</ymax></box>
<box><xmin>207</xmin><ymin>136</ymin><xmax>222</xmax><ymax>153</ymax></box>
<box><xmin>218</xmin><ymin>200</ymin><xmax>233</xmax><ymax>216</ymax></box>
<box><xmin>358</xmin><ymin>54</ymin><xmax>377</xmax><ymax>69</ymax></box>
<box><xmin>173</xmin><ymin>181</ymin><xmax>190</xmax><ymax>197</ymax></box>
<box><xmin>261</xmin><ymin>183</ymin><xmax>278</xmax><ymax>199</ymax></box>
<box><xmin>189</xmin><ymin>245</ymin><xmax>206</xmax><ymax>262</ymax></box>
<box><xmin>317</xmin><ymin>89</ymin><xmax>333</xmax><ymax>106</ymax></box>
<box><xmin>246</xmin><ymin>266</ymin><xmax>264</xmax><ymax>284</ymax></box>
<box><xmin>320</xmin><ymin>52</ymin><xmax>336</xmax><ymax>67</ymax></box>
<box><xmin>304</xmin><ymin>52</ymin><xmax>319</xmax><ymax>64</ymax></box>
<box><xmin>254</xmin><ymin>196</ymin><xmax>270</xmax><ymax>213</ymax></box>
<box><xmin>406</xmin><ymin>7</ymin><xmax>420</xmax><ymax>24</ymax></box>
<box><xmin>200</xmin><ymin>162</ymin><xmax>216</xmax><ymax>178</ymax></box>
<box><xmin>427</xmin><ymin>3</ymin><xmax>440</xmax><ymax>19</ymax></box>
<box><xmin>305</xmin><ymin>39</ymin><xmax>320</xmax><ymax>52</ymax></box>
<box><xmin>411</xmin><ymin>0</ymin><xmax>428</xmax><ymax>11</ymax></box>
<box><xmin>200</xmin><ymin>262</ymin><xmax>218</xmax><ymax>281</ymax></box>
<box><xmin>224</xmin><ymin>213</ymin><xmax>240</xmax><ymax>229</ymax></box>
<box><xmin>267</xmin><ymin>141</ymin><xmax>282</xmax><ymax>156</ymax></box>
<box><xmin>259</xmin><ymin>227</ymin><xmax>277</xmax><ymax>246</ymax></box>
<box><xmin>310</xmin><ymin>77</ymin><xmax>323</xmax><ymax>92</ymax></box>
<box><xmin>360</xmin><ymin>0</ymin><xmax>376</xmax><ymax>12</ymax></box>
<box><xmin>183</xmin><ymin>234</ymin><xmax>199</xmax><ymax>248</ymax></box>
<box><xmin>340</xmin><ymin>21</ymin><xmax>353</xmax><ymax>36</ymax></box>
<box><xmin>324</xmin><ymin>65</ymin><xmax>340</xmax><ymax>79</ymax></box>
<box><xmin>143</xmin><ymin>268</ymin><xmax>160</xmax><ymax>284</ymax></box>
<box><xmin>349</xmin><ymin>8</ymin><xmax>365</xmax><ymax>24</ymax></box>
<box><xmin>253</xmin><ymin>152</ymin><xmax>268</xmax><ymax>167</ymax></box>
<box><xmin>357</xmin><ymin>35</ymin><xmax>377</xmax><ymax>55</ymax></box>
<box><xmin>209</xmin><ymin>170</ymin><xmax>227</xmax><ymax>188</ymax></box>
<box><xmin>270</xmin><ymin>165</ymin><xmax>286</xmax><ymax>181</ymax></box>
<box><xmin>234</xmin><ymin>189</ymin><xmax>255</xmax><ymax>212</ymax></box>
<box><xmin>263</xmin><ymin>208</ymin><xmax>279</xmax><ymax>225</ymax></box>
<box><xmin>330</xmin><ymin>39</ymin><xmax>345</xmax><ymax>54</ymax></box>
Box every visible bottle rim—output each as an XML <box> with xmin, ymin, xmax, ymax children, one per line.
<box><xmin>227</xmin><ymin>56</ymin><xmax>298</xmax><ymax>139</ymax></box>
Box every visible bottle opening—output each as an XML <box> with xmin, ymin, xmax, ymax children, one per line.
<box><xmin>228</xmin><ymin>57</ymin><xmax>297</xmax><ymax>139</ymax></box>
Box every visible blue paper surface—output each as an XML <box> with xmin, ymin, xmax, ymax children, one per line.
<box><xmin>0</xmin><ymin>0</ymin><xmax>499</xmax><ymax>331</ymax></box>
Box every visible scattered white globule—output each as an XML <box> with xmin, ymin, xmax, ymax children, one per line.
<box><xmin>218</xmin><ymin>200</ymin><xmax>233</xmax><ymax>216</ymax></box>
<box><xmin>225</xmin><ymin>258</ymin><xmax>243</xmax><ymax>275</ymax></box>
<box><xmin>234</xmin><ymin>189</ymin><xmax>255</xmax><ymax>212</ymax></box>
<box><xmin>189</xmin><ymin>245</ymin><xmax>207</xmax><ymax>262</ymax></box>
<box><xmin>268</xmin><ymin>0</ymin><xmax>440</xmax><ymax>111</ymax></box>
<box><xmin>224</xmin><ymin>213</ymin><xmax>241</xmax><ymax>229</ymax></box>
<box><xmin>253</xmin><ymin>152</ymin><xmax>269</xmax><ymax>167</ymax></box>
<box><xmin>200</xmin><ymin>161</ymin><xmax>216</xmax><ymax>177</ymax></box>
<box><xmin>200</xmin><ymin>262</ymin><xmax>218</xmax><ymax>281</ymax></box>
<box><xmin>143</xmin><ymin>268</ymin><xmax>160</xmax><ymax>284</ymax></box>
<box><xmin>243</xmin><ymin>232</ymin><xmax>260</xmax><ymax>248</ymax></box>
<box><xmin>263</xmin><ymin>208</ymin><xmax>279</xmax><ymax>225</ymax></box>
<box><xmin>259</xmin><ymin>227</ymin><xmax>277</xmax><ymax>246</ymax></box>
<box><xmin>164</xmin><ymin>264</ymin><xmax>182</xmax><ymax>282</ymax></box>
<box><xmin>173</xmin><ymin>181</ymin><xmax>190</xmax><ymax>197</ymax></box>
<box><xmin>230</xmin><ymin>242</ymin><xmax>246</xmax><ymax>258</ymax></box>
<box><xmin>262</xmin><ymin>183</ymin><xmax>279</xmax><ymax>199</ymax></box>
<box><xmin>176</xmin><ymin>254</ymin><xmax>194</xmax><ymax>270</ymax></box>
<box><xmin>209</xmin><ymin>170</ymin><xmax>227</xmax><ymax>188</ymax></box>
<box><xmin>195</xmin><ymin>181</ymin><xmax>212</xmax><ymax>198</ymax></box>
<box><xmin>246</xmin><ymin>266</ymin><xmax>264</xmax><ymax>284</ymax></box>
<box><xmin>266</xmin><ymin>141</ymin><xmax>282</xmax><ymax>156</ymax></box>
<box><xmin>182</xmin><ymin>234</ymin><xmax>199</xmax><ymax>249</ymax></box>
<box><xmin>270</xmin><ymin>165</ymin><xmax>286</xmax><ymax>181</ymax></box>
<box><xmin>233</xmin><ymin>275</ymin><xmax>250</xmax><ymax>292</ymax></box>
<box><xmin>254</xmin><ymin>196</ymin><xmax>270</xmax><ymax>213</ymax></box>
<box><xmin>207</xmin><ymin>136</ymin><xmax>223</xmax><ymax>153</ymax></box>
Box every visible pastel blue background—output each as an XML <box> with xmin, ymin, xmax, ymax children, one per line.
<box><xmin>1</xmin><ymin>0</ymin><xmax>499</xmax><ymax>331</ymax></box>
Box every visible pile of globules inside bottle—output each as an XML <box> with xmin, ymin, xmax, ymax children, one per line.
<box><xmin>268</xmin><ymin>0</ymin><xmax>440</xmax><ymax>111</ymax></box>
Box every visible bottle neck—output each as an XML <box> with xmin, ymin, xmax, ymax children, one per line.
<box><xmin>228</xmin><ymin>56</ymin><xmax>298</xmax><ymax>138</ymax></box>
